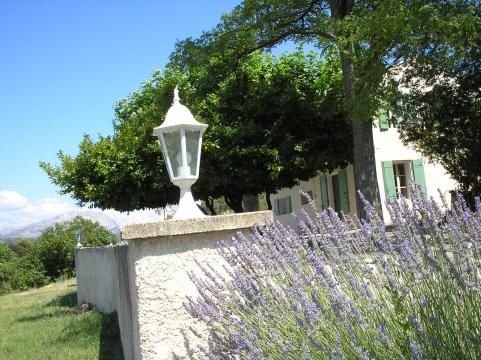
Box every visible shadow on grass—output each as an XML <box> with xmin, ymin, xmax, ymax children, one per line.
<box><xmin>99</xmin><ymin>312</ymin><xmax>123</xmax><ymax>360</ymax></box>
<box><xmin>17</xmin><ymin>290</ymin><xmax>124</xmax><ymax>359</ymax></box>
<box><xmin>48</xmin><ymin>291</ymin><xmax>78</xmax><ymax>307</ymax></box>
<box><xmin>17</xmin><ymin>292</ymin><xmax>80</xmax><ymax>322</ymax></box>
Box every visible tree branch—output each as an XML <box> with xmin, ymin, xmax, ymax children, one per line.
<box><xmin>235</xmin><ymin>28</ymin><xmax>334</xmax><ymax>60</ymax></box>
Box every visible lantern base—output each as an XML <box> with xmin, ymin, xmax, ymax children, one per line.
<box><xmin>172</xmin><ymin>187</ymin><xmax>206</xmax><ymax>220</ymax></box>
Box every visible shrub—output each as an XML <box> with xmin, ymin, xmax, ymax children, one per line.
<box><xmin>67</xmin><ymin>216</ymin><xmax>117</xmax><ymax>247</ymax></box>
<box><xmin>31</xmin><ymin>216</ymin><xmax>116</xmax><ymax>279</ymax></box>
<box><xmin>0</xmin><ymin>261</ymin><xmax>16</xmax><ymax>295</ymax></box>
<box><xmin>0</xmin><ymin>216</ymin><xmax>116</xmax><ymax>295</ymax></box>
<box><xmin>10</xmin><ymin>255</ymin><xmax>50</xmax><ymax>290</ymax></box>
<box><xmin>30</xmin><ymin>224</ymin><xmax>76</xmax><ymax>279</ymax></box>
<box><xmin>8</xmin><ymin>239</ymin><xmax>33</xmax><ymax>257</ymax></box>
<box><xmin>0</xmin><ymin>243</ymin><xmax>17</xmax><ymax>263</ymax></box>
<box><xmin>186</xmin><ymin>188</ymin><xmax>481</xmax><ymax>359</ymax></box>
<box><xmin>0</xmin><ymin>255</ymin><xmax>49</xmax><ymax>294</ymax></box>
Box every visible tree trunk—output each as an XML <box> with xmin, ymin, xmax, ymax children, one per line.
<box><xmin>265</xmin><ymin>191</ymin><xmax>272</xmax><ymax>210</ymax></box>
<box><xmin>224</xmin><ymin>195</ymin><xmax>245</xmax><ymax>213</ymax></box>
<box><xmin>205</xmin><ymin>197</ymin><xmax>217</xmax><ymax>215</ymax></box>
<box><xmin>351</xmin><ymin>120</ymin><xmax>383</xmax><ymax>219</ymax></box>
<box><xmin>331</xmin><ymin>0</ymin><xmax>384</xmax><ymax>220</ymax></box>
<box><xmin>339</xmin><ymin>54</ymin><xmax>383</xmax><ymax>220</ymax></box>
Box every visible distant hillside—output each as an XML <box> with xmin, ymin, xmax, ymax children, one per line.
<box><xmin>0</xmin><ymin>210</ymin><xmax>121</xmax><ymax>241</ymax></box>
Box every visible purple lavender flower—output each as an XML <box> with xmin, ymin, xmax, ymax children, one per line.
<box><xmin>376</xmin><ymin>323</ymin><xmax>390</xmax><ymax>345</ymax></box>
<box><xmin>185</xmin><ymin>188</ymin><xmax>481</xmax><ymax>359</ymax></box>
<box><xmin>409</xmin><ymin>340</ymin><xmax>422</xmax><ymax>360</ymax></box>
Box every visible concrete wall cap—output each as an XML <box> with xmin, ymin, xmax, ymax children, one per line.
<box><xmin>121</xmin><ymin>210</ymin><xmax>273</xmax><ymax>240</ymax></box>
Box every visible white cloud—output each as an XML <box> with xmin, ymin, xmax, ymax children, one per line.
<box><xmin>0</xmin><ymin>191</ymin><xmax>28</xmax><ymax>210</ymax></box>
<box><xmin>0</xmin><ymin>192</ymin><xmax>76</xmax><ymax>229</ymax></box>
<box><xmin>0</xmin><ymin>190</ymin><xmax>163</xmax><ymax>230</ymax></box>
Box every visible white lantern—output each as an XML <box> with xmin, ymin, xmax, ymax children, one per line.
<box><xmin>153</xmin><ymin>87</ymin><xmax>208</xmax><ymax>220</ymax></box>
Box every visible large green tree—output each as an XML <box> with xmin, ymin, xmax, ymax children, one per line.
<box><xmin>196</xmin><ymin>51</ymin><xmax>352</xmax><ymax>212</ymax></box>
<box><xmin>174</xmin><ymin>0</ymin><xmax>479</xmax><ymax>218</ymax></box>
<box><xmin>395</xmin><ymin>36</ymin><xmax>481</xmax><ymax>203</ymax></box>
<box><xmin>42</xmin><ymin>51</ymin><xmax>351</xmax><ymax>212</ymax></box>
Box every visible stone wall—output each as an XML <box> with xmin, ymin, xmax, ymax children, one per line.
<box><xmin>75</xmin><ymin>243</ymin><xmax>135</xmax><ymax>359</ymax></box>
<box><xmin>75</xmin><ymin>211</ymin><xmax>272</xmax><ymax>360</ymax></box>
<box><xmin>75</xmin><ymin>245</ymin><xmax>120</xmax><ymax>314</ymax></box>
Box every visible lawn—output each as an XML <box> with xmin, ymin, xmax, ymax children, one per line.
<box><xmin>0</xmin><ymin>278</ymin><xmax>123</xmax><ymax>360</ymax></box>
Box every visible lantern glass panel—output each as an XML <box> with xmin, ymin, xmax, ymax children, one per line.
<box><xmin>162</xmin><ymin>130</ymin><xmax>182</xmax><ymax>178</ymax></box>
<box><xmin>185</xmin><ymin>130</ymin><xmax>200</xmax><ymax>177</ymax></box>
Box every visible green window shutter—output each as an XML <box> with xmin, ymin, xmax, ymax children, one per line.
<box><xmin>338</xmin><ymin>168</ymin><xmax>350</xmax><ymax>212</ymax></box>
<box><xmin>411</xmin><ymin>159</ymin><xmax>427</xmax><ymax>192</ymax></box>
<box><xmin>382</xmin><ymin>161</ymin><xmax>396</xmax><ymax>200</ymax></box>
<box><xmin>379</xmin><ymin>105</ymin><xmax>390</xmax><ymax>131</ymax></box>
<box><xmin>320</xmin><ymin>175</ymin><xmax>329</xmax><ymax>209</ymax></box>
<box><xmin>287</xmin><ymin>196</ymin><xmax>292</xmax><ymax>214</ymax></box>
<box><xmin>273</xmin><ymin>199</ymin><xmax>279</xmax><ymax>215</ymax></box>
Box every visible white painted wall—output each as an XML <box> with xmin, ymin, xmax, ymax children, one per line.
<box><xmin>75</xmin><ymin>212</ymin><xmax>272</xmax><ymax>360</ymax></box>
<box><xmin>128</xmin><ymin>230</ymin><xmax>231</xmax><ymax>359</ymax></box>
<box><xmin>271</xmin><ymin>165</ymin><xmax>359</xmax><ymax>229</ymax></box>
<box><xmin>121</xmin><ymin>212</ymin><xmax>271</xmax><ymax>360</ymax></box>
<box><xmin>75</xmin><ymin>245</ymin><xmax>119</xmax><ymax>314</ymax></box>
<box><xmin>373</xmin><ymin>126</ymin><xmax>456</xmax><ymax>222</ymax></box>
<box><xmin>271</xmin><ymin>179</ymin><xmax>321</xmax><ymax>229</ymax></box>
<box><xmin>75</xmin><ymin>244</ymin><xmax>135</xmax><ymax>360</ymax></box>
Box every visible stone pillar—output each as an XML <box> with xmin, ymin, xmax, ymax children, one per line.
<box><xmin>121</xmin><ymin>211</ymin><xmax>272</xmax><ymax>360</ymax></box>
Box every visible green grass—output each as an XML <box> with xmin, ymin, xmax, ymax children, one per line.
<box><xmin>0</xmin><ymin>278</ymin><xmax>123</xmax><ymax>359</ymax></box>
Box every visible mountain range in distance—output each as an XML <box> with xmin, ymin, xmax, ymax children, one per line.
<box><xmin>0</xmin><ymin>209</ymin><xmax>128</xmax><ymax>241</ymax></box>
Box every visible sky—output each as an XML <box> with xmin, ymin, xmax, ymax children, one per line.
<box><xmin>0</xmin><ymin>0</ymin><xmax>243</xmax><ymax>228</ymax></box>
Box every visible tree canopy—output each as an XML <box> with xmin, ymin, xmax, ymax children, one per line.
<box><xmin>171</xmin><ymin>0</ymin><xmax>480</xmax><ymax>217</ymax></box>
<box><xmin>42</xmin><ymin>51</ymin><xmax>351</xmax><ymax>212</ymax></box>
<box><xmin>0</xmin><ymin>243</ymin><xmax>17</xmax><ymax>263</ymax></box>
<box><xmin>395</xmin><ymin>36</ymin><xmax>481</xmax><ymax>202</ymax></box>
<box><xmin>196</xmin><ymin>51</ymin><xmax>352</xmax><ymax>211</ymax></box>
<box><xmin>30</xmin><ymin>216</ymin><xmax>116</xmax><ymax>279</ymax></box>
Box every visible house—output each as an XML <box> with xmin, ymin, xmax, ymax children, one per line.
<box><xmin>270</xmin><ymin>115</ymin><xmax>457</xmax><ymax>227</ymax></box>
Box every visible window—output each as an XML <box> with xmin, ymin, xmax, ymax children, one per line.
<box><xmin>382</xmin><ymin>160</ymin><xmax>426</xmax><ymax>201</ymax></box>
<box><xmin>393</xmin><ymin>163</ymin><xmax>408</xmax><ymax>198</ymax></box>
<box><xmin>331</xmin><ymin>169</ymin><xmax>350</xmax><ymax>213</ymax></box>
<box><xmin>379</xmin><ymin>108</ymin><xmax>390</xmax><ymax>131</ymax></box>
<box><xmin>300</xmin><ymin>191</ymin><xmax>313</xmax><ymax>205</ymax></box>
<box><xmin>274</xmin><ymin>196</ymin><xmax>292</xmax><ymax>215</ymax></box>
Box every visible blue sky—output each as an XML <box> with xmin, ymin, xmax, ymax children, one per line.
<box><xmin>0</xmin><ymin>0</ymin><xmax>243</xmax><ymax>227</ymax></box>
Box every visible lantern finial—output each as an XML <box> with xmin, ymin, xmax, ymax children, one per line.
<box><xmin>173</xmin><ymin>86</ymin><xmax>180</xmax><ymax>105</ymax></box>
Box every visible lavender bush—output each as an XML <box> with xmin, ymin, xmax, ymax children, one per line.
<box><xmin>186</xmin><ymin>188</ymin><xmax>481</xmax><ymax>359</ymax></box>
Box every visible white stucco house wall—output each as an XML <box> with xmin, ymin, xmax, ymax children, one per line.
<box><xmin>270</xmin><ymin>119</ymin><xmax>457</xmax><ymax>227</ymax></box>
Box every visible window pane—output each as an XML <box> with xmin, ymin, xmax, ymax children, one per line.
<box><xmin>185</xmin><ymin>130</ymin><xmax>200</xmax><ymax>177</ymax></box>
<box><xmin>394</xmin><ymin>174</ymin><xmax>400</xmax><ymax>189</ymax></box>
<box><xmin>278</xmin><ymin>197</ymin><xmax>291</xmax><ymax>215</ymax></box>
<box><xmin>399</xmin><ymin>174</ymin><xmax>407</xmax><ymax>187</ymax></box>
<box><xmin>397</xmin><ymin>163</ymin><xmax>405</xmax><ymax>176</ymax></box>
<box><xmin>162</xmin><ymin>130</ymin><xmax>182</xmax><ymax>178</ymax></box>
